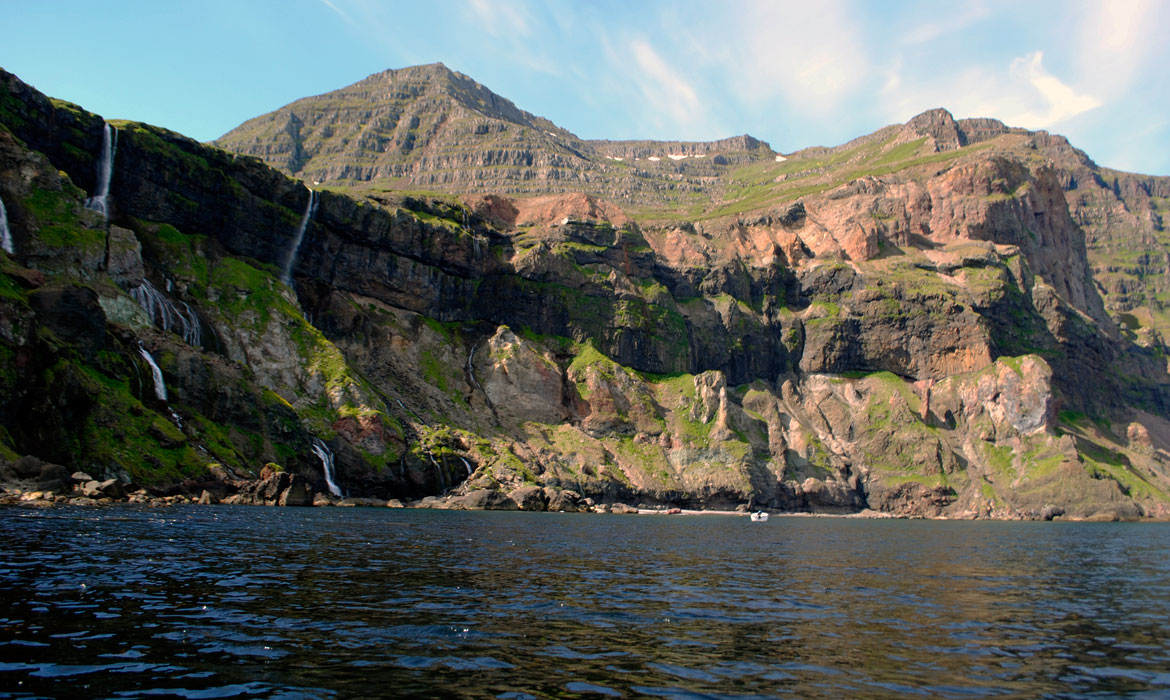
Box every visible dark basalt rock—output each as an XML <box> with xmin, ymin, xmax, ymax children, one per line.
<box><xmin>28</xmin><ymin>285</ymin><xmax>106</xmax><ymax>361</ymax></box>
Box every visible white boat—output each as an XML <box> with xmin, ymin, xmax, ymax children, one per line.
<box><xmin>750</xmin><ymin>511</ymin><xmax>769</xmax><ymax>521</ymax></box>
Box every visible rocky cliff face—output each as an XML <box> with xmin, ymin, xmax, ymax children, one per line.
<box><xmin>2</xmin><ymin>66</ymin><xmax>1170</xmax><ymax>519</ymax></box>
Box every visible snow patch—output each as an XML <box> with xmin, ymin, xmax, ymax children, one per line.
<box><xmin>775</xmin><ymin>154</ymin><xmax>788</xmax><ymax>162</ymax></box>
<box><xmin>668</xmin><ymin>154</ymin><xmax>687</xmax><ymax>160</ymax></box>
<box><xmin>647</xmin><ymin>156</ymin><xmax>661</xmax><ymax>162</ymax></box>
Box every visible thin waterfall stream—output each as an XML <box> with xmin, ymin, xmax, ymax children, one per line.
<box><xmin>0</xmin><ymin>196</ymin><xmax>12</xmax><ymax>255</ymax></box>
<box><xmin>85</xmin><ymin>123</ymin><xmax>117</xmax><ymax>218</ymax></box>
<box><xmin>137</xmin><ymin>342</ymin><xmax>183</xmax><ymax>428</ymax></box>
<box><xmin>137</xmin><ymin>342</ymin><xmax>167</xmax><ymax>402</ymax></box>
<box><xmin>281</xmin><ymin>190</ymin><xmax>318</xmax><ymax>285</ymax></box>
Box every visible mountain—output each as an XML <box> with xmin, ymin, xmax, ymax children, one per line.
<box><xmin>218</xmin><ymin>66</ymin><xmax>1170</xmax><ymax>347</ymax></box>
<box><xmin>213</xmin><ymin>63</ymin><xmax>776</xmax><ymax>206</ymax></box>
<box><xmin>2</xmin><ymin>65</ymin><xmax>1170</xmax><ymax>519</ymax></box>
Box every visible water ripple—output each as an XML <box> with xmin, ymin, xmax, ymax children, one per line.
<box><xmin>1</xmin><ymin>507</ymin><xmax>1169</xmax><ymax>698</ymax></box>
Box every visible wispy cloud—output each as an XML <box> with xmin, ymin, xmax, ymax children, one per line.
<box><xmin>1003</xmin><ymin>51</ymin><xmax>1101</xmax><ymax>127</ymax></box>
<box><xmin>627</xmin><ymin>39</ymin><xmax>704</xmax><ymax>129</ymax></box>
<box><xmin>466</xmin><ymin>0</ymin><xmax>532</xmax><ymax>38</ymax></box>
<box><xmin>900</xmin><ymin>1</ymin><xmax>990</xmax><ymax>45</ymax></box>
<box><xmin>723</xmin><ymin>0</ymin><xmax>870</xmax><ymax>114</ymax></box>
<box><xmin>1075</xmin><ymin>0</ymin><xmax>1161</xmax><ymax>98</ymax></box>
<box><xmin>318</xmin><ymin>0</ymin><xmax>356</xmax><ymax>27</ymax></box>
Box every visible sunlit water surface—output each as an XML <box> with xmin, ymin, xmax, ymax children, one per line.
<box><xmin>1</xmin><ymin>506</ymin><xmax>1169</xmax><ymax>698</ymax></box>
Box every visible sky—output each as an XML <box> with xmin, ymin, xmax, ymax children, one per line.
<box><xmin>4</xmin><ymin>0</ymin><xmax>1169</xmax><ymax>175</ymax></box>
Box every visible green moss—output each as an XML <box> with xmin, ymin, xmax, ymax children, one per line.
<box><xmin>123</xmin><ymin>122</ymin><xmax>212</xmax><ymax>173</ymax></box>
<box><xmin>135</xmin><ymin>221</ymin><xmax>212</xmax><ymax>290</ymax></box>
<box><xmin>613</xmin><ymin>435</ymin><xmax>673</xmax><ymax>484</ymax></box>
<box><xmin>980</xmin><ymin>481</ymin><xmax>1004</xmax><ymax>505</ymax></box>
<box><xmin>1079</xmin><ymin>441</ymin><xmax>1170</xmax><ymax>502</ymax></box>
<box><xmin>569</xmin><ymin>340</ymin><xmax>618</xmax><ymax>380</ymax></box>
<box><xmin>22</xmin><ymin>187</ymin><xmax>106</xmax><ymax>254</ymax></box>
<box><xmin>420</xmin><ymin>349</ymin><xmax>446</xmax><ymax>390</ymax></box>
<box><xmin>984</xmin><ymin>443</ymin><xmax>1015</xmax><ymax>477</ymax></box>
<box><xmin>46</xmin><ymin>359</ymin><xmax>212</xmax><ymax>484</ymax></box>
<box><xmin>0</xmin><ymin>270</ymin><xmax>28</xmax><ymax>303</ymax></box>
<box><xmin>208</xmin><ymin>256</ymin><xmax>288</xmax><ymax>328</ymax></box>
<box><xmin>1000</xmin><ymin>355</ymin><xmax>1025</xmax><ymax>378</ymax></box>
<box><xmin>422</xmin><ymin>316</ymin><xmax>455</xmax><ymax>343</ymax></box>
<box><xmin>1022</xmin><ymin>448</ymin><xmax>1065</xmax><ymax>479</ymax></box>
<box><xmin>881</xmin><ymin>473</ymin><xmax>949</xmax><ymax>489</ymax></box>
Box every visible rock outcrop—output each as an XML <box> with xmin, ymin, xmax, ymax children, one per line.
<box><xmin>2</xmin><ymin>66</ymin><xmax>1169</xmax><ymax>519</ymax></box>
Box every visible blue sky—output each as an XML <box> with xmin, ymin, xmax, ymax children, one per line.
<box><xmin>4</xmin><ymin>0</ymin><xmax>1169</xmax><ymax>175</ymax></box>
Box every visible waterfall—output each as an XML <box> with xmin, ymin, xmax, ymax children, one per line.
<box><xmin>84</xmin><ymin>123</ymin><xmax>117</xmax><ymax>218</ymax></box>
<box><xmin>466</xmin><ymin>344</ymin><xmax>482</xmax><ymax>392</ymax></box>
<box><xmin>281</xmin><ymin>190</ymin><xmax>318</xmax><ymax>285</ymax></box>
<box><xmin>0</xmin><ymin>196</ymin><xmax>12</xmax><ymax>255</ymax></box>
<box><xmin>130</xmin><ymin>279</ymin><xmax>201</xmax><ymax>347</ymax></box>
<box><xmin>460</xmin><ymin>457</ymin><xmax>473</xmax><ymax>476</ymax></box>
<box><xmin>311</xmin><ymin>438</ymin><xmax>343</xmax><ymax>498</ymax></box>
<box><xmin>137</xmin><ymin>342</ymin><xmax>167</xmax><ymax>401</ymax></box>
<box><xmin>429</xmin><ymin>454</ymin><xmax>448</xmax><ymax>492</ymax></box>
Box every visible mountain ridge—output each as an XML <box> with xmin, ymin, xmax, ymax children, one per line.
<box><xmin>2</xmin><ymin>66</ymin><xmax>1170</xmax><ymax>518</ymax></box>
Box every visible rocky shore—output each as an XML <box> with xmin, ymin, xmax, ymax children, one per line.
<box><xmin>3</xmin><ymin>453</ymin><xmax>1135</xmax><ymax>521</ymax></box>
<box><xmin>0</xmin><ymin>454</ymin><xmax>644</xmax><ymax>513</ymax></box>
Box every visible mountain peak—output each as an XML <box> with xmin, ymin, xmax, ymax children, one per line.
<box><xmin>904</xmin><ymin>108</ymin><xmax>964</xmax><ymax>150</ymax></box>
<box><xmin>213</xmin><ymin>64</ymin><xmax>781</xmax><ymax>200</ymax></box>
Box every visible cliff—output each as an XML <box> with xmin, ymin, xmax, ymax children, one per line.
<box><xmin>2</xmin><ymin>66</ymin><xmax>1169</xmax><ymax>519</ymax></box>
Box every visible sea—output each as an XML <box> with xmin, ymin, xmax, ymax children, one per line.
<box><xmin>1</xmin><ymin>506</ymin><xmax>1168</xmax><ymax>698</ymax></box>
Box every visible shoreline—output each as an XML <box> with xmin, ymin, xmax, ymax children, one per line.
<box><xmin>1</xmin><ymin>489</ymin><xmax>1160</xmax><ymax>522</ymax></box>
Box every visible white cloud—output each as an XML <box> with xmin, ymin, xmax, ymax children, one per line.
<box><xmin>1076</xmin><ymin>0</ymin><xmax>1161</xmax><ymax>97</ymax></box>
<box><xmin>627</xmin><ymin>39</ymin><xmax>706</xmax><ymax>130</ymax></box>
<box><xmin>878</xmin><ymin>50</ymin><xmax>1100</xmax><ymax>131</ymax></box>
<box><xmin>467</xmin><ymin>0</ymin><xmax>532</xmax><ymax>38</ymax></box>
<box><xmin>1003</xmin><ymin>51</ymin><xmax>1101</xmax><ymax>127</ymax></box>
<box><xmin>726</xmin><ymin>0</ymin><xmax>870</xmax><ymax>112</ymax></box>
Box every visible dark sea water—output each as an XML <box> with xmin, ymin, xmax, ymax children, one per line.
<box><xmin>1</xmin><ymin>507</ymin><xmax>1169</xmax><ymax>699</ymax></box>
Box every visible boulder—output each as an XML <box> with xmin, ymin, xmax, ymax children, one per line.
<box><xmin>13</xmin><ymin>455</ymin><xmax>44</xmax><ymax>479</ymax></box>
<box><xmin>8</xmin><ymin>267</ymin><xmax>46</xmax><ymax>289</ymax></box>
<box><xmin>39</xmin><ymin>464</ymin><xmax>70</xmax><ymax>482</ymax></box>
<box><xmin>456</xmin><ymin>489</ymin><xmax>518</xmax><ymax>511</ymax></box>
<box><xmin>544</xmin><ymin>487</ymin><xmax>579</xmax><ymax>512</ymax></box>
<box><xmin>105</xmin><ymin>225</ymin><xmax>145</xmax><ymax>286</ymax></box>
<box><xmin>508</xmin><ymin>485</ymin><xmax>547</xmax><ymax>512</ymax></box>
<box><xmin>71</xmin><ymin>471</ymin><xmax>95</xmax><ymax>483</ymax></box>
<box><xmin>256</xmin><ymin>472</ymin><xmax>292</xmax><ymax>502</ymax></box>
<box><xmin>278</xmin><ymin>475</ymin><xmax>314</xmax><ymax>507</ymax></box>
<box><xmin>97</xmin><ymin>479</ymin><xmax>125</xmax><ymax>500</ymax></box>
<box><xmin>1085</xmin><ymin>510</ymin><xmax>1120</xmax><ymax>522</ymax></box>
<box><xmin>338</xmin><ymin>497</ymin><xmax>387</xmax><ymax>507</ymax></box>
<box><xmin>33</xmin><ymin>479</ymin><xmax>68</xmax><ymax>495</ymax></box>
<box><xmin>610</xmin><ymin>503</ymin><xmax>638</xmax><ymax>514</ymax></box>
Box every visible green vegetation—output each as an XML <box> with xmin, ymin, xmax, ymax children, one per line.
<box><xmin>136</xmin><ymin>221</ymin><xmax>211</xmax><ymax>291</ymax></box>
<box><xmin>694</xmin><ymin>135</ymin><xmax>993</xmax><ymax>222</ymax></box>
<box><xmin>22</xmin><ymin>186</ymin><xmax>106</xmax><ymax>256</ymax></box>
<box><xmin>47</xmin><ymin>359</ymin><xmax>211</xmax><ymax>484</ymax></box>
